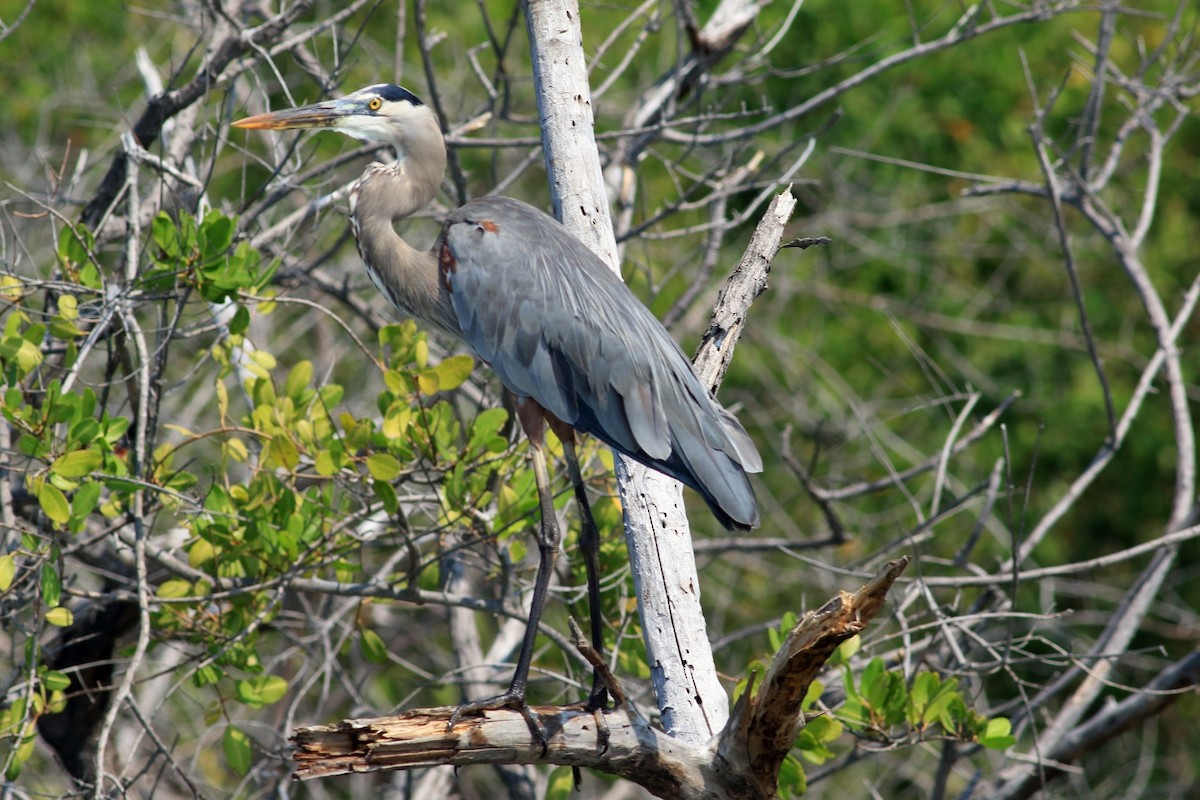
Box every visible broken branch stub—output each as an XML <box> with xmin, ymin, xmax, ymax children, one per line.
<box><xmin>718</xmin><ymin>556</ymin><xmax>912</xmax><ymax>798</ymax></box>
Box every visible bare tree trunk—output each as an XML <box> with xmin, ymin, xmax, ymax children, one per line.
<box><xmin>520</xmin><ymin>0</ymin><xmax>728</xmax><ymax>740</ymax></box>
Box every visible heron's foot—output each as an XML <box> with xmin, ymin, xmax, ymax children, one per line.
<box><xmin>571</xmin><ymin>675</ymin><xmax>611</xmax><ymax>754</ymax></box>
<box><xmin>587</xmin><ymin>671</ymin><xmax>611</xmax><ymax>710</ymax></box>
<box><xmin>447</xmin><ymin>691</ymin><xmax>548</xmax><ymax>755</ymax></box>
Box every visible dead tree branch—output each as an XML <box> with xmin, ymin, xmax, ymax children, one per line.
<box><xmin>291</xmin><ymin>558</ymin><xmax>910</xmax><ymax>798</ymax></box>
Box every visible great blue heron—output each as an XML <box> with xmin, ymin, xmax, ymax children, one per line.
<box><xmin>232</xmin><ymin>83</ymin><xmax>761</xmax><ymax>728</ymax></box>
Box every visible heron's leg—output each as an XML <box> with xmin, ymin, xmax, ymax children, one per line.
<box><xmin>551</xmin><ymin>421</ymin><xmax>608</xmax><ymax>712</ymax></box>
<box><xmin>448</xmin><ymin>398</ymin><xmax>561</xmax><ymax>750</ymax></box>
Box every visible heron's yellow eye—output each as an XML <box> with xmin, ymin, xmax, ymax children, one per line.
<box><xmin>368</xmin><ymin>97</ymin><xmax>383</xmax><ymax>111</ymax></box>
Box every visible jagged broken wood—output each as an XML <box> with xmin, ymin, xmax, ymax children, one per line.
<box><xmin>291</xmin><ymin>557</ymin><xmax>911</xmax><ymax>799</ymax></box>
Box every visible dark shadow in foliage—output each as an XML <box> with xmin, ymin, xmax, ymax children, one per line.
<box><xmin>37</xmin><ymin>599</ymin><xmax>138</xmax><ymax>782</ymax></box>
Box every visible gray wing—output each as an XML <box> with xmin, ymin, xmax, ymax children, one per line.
<box><xmin>440</xmin><ymin>196</ymin><xmax>760</xmax><ymax>530</ymax></box>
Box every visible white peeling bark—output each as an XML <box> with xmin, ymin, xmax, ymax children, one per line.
<box><xmin>521</xmin><ymin>0</ymin><xmax>728</xmax><ymax>742</ymax></box>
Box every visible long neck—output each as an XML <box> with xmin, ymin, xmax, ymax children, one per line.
<box><xmin>349</xmin><ymin>113</ymin><xmax>460</xmax><ymax>338</ymax></box>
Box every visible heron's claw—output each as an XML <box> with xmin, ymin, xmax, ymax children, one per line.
<box><xmin>447</xmin><ymin>691</ymin><xmax>549</xmax><ymax>756</ymax></box>
<box><xmin>585</xmin><ymin>678</ymin><xmax>609</xmax><ymax>713</ymax></box>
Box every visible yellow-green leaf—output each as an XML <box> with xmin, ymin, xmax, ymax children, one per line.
<box><xmin>382</xmin><ymin>403</ymin><xmax>412</xmax><ymax>439</ymax></box>
<box><xmin>249</xmin><ymin>349</ymin><xmax>277</xmax><ymax>371</ymax></box>
<box><xmin>383</xmin><ymin>368</ymin><xmax>409</xmax><ymax>395</ymax></box>
<box><xmin>57</xmin><ymin>295</ymin><xmax>78</xmax><ymax>320</ymax></box>
<box><xmin>366</xmin><ymin>452</ymin><xmax>401</xmax><ymax>482</ymax></box>
<box><xmin>0</xmin><ymin>554</ymin><xmax>13</xmax><ymax>591</ymax></box>
<box><xmin>12</xmin><ymin>338</ymin><xmax>43</xmax><ymax>373</ymax></box>
<box><xmin>157</xmin><ymin>579</ymin><xmax>193</xmax><ymax>599</ymax></box>
<box><xmin>0</xmin><ymin>275</ymin><xmax>23</xmax><ymax>303</ymax></box>
<box><xmin>45</xmin><ymin>607</ymin><xmax>74</xmax><ymax>627</ymax></box>
<box><xmin>188</xmin><ymin>539</ymin><xmax>217</xmax><ymax>569</ymax></box>
<box><xmin>36</xmin><ymin>482</ymin><xmax>71</xmax><ymax>524</ymax></box>
<box><xmin>235</xmin><ymin>675</ymin><xmax>288</xmax><ymax>708</ymax></box>
<box><xmin>432</xmin><ymin>354</ymin><xmax>474</xmax><ymax>391</ymax></box>
<box><xmin>314</xmin><ymin>449</ymin><xmax>337</xmax><ymax>476</ymax></box>
<box><xmin>416</xmin><ymin>370</ymin><xmax>439</xmax><ymax>395</ymax></box>
<box><xmin>215</xmin><ymin>380</ymin><xmax>229</xmax><ymax>421</ymax></box>
<box><xmin>265</xmin><ymin>433</ymin><xmax>299</xmax><ymax>470</ymax></box>
<box><xmin>41</xmin><ymin>670</ymin><xmax>71</xmax><ymax>692</ymax></box>
<box><xmin>223</xmin><ymin>437</ymin><xmax>249</xmax><ymax>463</ymax></box>
<box><xmin>284</xmin><ymin>360</ymin><xmax>313</xmax><ymax>399</ymax></box>
<box><xmin>51</xmin><ymin>449</ymin><xmax>103</xmax><ymax>479</ymax></box>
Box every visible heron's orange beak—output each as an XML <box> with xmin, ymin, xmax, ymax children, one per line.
<box><xmin>232</xmin><ymin>99</ymin><xmax>348</xmax><ymax>131</ymax></box>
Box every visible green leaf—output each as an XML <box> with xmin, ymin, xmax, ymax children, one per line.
<box><xmin>366</xmin><ymin>452</ymin><xmax>401</xmax><ymax>482</ymax></box>
<box><xmin>193</xmin><ymin>664</ymin><xmax>223</xmax><ymax>688</ymax></box>
<box><xmin>373</xmin><ymin>479</ymin><xmax>398</xmax><ymax>516</ymax></box>
<box><xmin>319</xmin><ymin>383</ymin><xmax>344</xmax><ymax>408</ymax></box>
<box><xmin>41</xmin><ymin>564</ymin><xmax>61</xmax><ymax>608</ymax></box>
<box><xmin>0</xmin><ymin>554</ymin><xmax>14</xmax><ymax>591</ymax></box>
<box><xmin>51</xmin><ymin>449</ymin><xmax>102</xmax><ymax>478</ymax></box>
<box><xmin>49</xmin><ymin>317</ymin><xmax>84</xmax><ymax>340</ymax></box>
<box><xmin>830</xmin><ymin>635</ymin><xmax>860</xmax><ymax>667</ymax></box>
<box><xmin>235</xmin><ymin>675</ymin><xmax>289</xmax><ymax>709</ymax></box>
<box><xmin>45</xmin><ymin>607</ymin><xmax>74</xmax><ymax>627</ymax></box>
<box><xmin>103</xmin><ymin>416</ymin><xmax>130</xmax><ymax>444</ymax></box>
<box><xmin>910</xmin><ymin>671</ymin><xmax>936</xmax><ymax>710</ymax></box>
<box><xmin>468</xmin><ymin>407</ymin><xmax>509</xmax><ymax>451</ymax></box>
<box><xmin>5</xmin><ymin>730</ymin><xmax>35</xmax><ymax>780</ymax></box>
<box><xmin>980</xmin><ymin>716</ymin><xmax>1016</xmax><ymax>750</ymax></box>
<box><xmin>41</xmin><ymin>670</ymin><xmax>71</xmax><ymax>692</ymax></box>
<box><xmin>808</xmin><ymin>713</ymin><xmax>843</xmax><ymax>743</ymax></box>
<box><xmin>200</xmin><ymin>212</ymin><xmax>235</xmax><ymax>256</ymax></box>
<box><xmin>768</xmin><ymin>622</ymin><xmax>783</xmax><ymax>652</ymax></box>
<box><xmin>860</xmin><ymin>658</ymin><xmax>884</xmax><ymax>703</ymax></box>
<box><xmin>151</xmin><ymin>212</ymin><xmax>180</xmax><ymax>258</ymax></box>
<box><xmin>360</xmin><ymin>628</ymin><xmax>388</xmax><ymax>664</ymax></box>
<box><xmin>941</xmin><ymin>695</ymin><xmax>968</xmax><ymax>733</ymax></box>
<box><xmin>228</xmin><ymin>305</ymin><xmax>250</xmax><ymax>336</ymax></box>
<box><xmin>802</xmin><ymin>679</ymin><xmax>824</xmax><ymax>711</ymax></box>
<box><xmin>223</xmin><ymin>725</ymin><xmax>252</xmax><ymax>776</ymax></box>
<box><xmin>776</xmin><ymin>753</ymin><xmax>807</xmax><ymax>798</ymax></box>
<box><xmin>69</xmin><ymin>417</ymin><xmax>101</xmax><ymax>446</ymax></box>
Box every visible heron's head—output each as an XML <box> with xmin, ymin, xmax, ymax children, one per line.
<box><xmin>232</xmin><ymin>84</ymin><xmax>434</xmax><ymax>149</ymax></box>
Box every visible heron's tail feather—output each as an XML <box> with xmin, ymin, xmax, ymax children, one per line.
<box><xmin>663</xmin><ymin>419</ymin><xmax>760</xmax><ymax>531</ymax></box>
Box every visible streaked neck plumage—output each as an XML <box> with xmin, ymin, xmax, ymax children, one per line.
<box><xmin>348</xmin><ymin>107</ymin><xmax>461</xmax><ymax>338</ymax></box>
